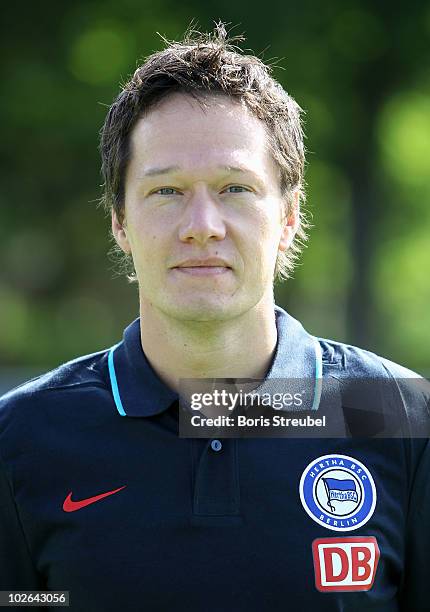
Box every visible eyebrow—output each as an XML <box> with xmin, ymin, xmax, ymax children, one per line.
<box><xmin>141</xmin><ymin>165</ymin><xmax>181</xmax><ymax>177</ymax></box>
<box><xmin>140</xmin><ymin>165</ymin><xmax>263</xmax><ymax>179</ymax></box>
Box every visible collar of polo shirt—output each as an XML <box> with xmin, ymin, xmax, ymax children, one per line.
<box><xmin>108</xmin><ymin>305</ymin><xmax>322</xmax><ymax>417</ymax></box>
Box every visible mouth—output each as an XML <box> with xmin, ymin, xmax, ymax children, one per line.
<box><xmin>173</xmin><ymin>257</ymin><xmax>232</xmax><ymax>276</ymax></box>
<box><xmin>171</xmin><ymin>258</ymin><xmax>232</xmax><ymax>276</ymax></box>
<box><xmin>172</xmin><ymin>266</ymin><xmax>231</xmax><ymax>277</ymax></box>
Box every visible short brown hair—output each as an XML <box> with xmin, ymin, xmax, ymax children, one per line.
<box><xmin>100</xmin><ymin>23</ymin><xmax>309</xmax><ymax>282</ymax></box>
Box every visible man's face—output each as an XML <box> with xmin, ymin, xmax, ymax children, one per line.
<box><xmin>113</xmin><ymin>92</ymin><xmax>297</xmax><ymax>322</ymax></box>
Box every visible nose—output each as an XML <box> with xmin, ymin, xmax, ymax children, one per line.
<box><xmin>178</xmin><ymin>189</ymin><xmax>226</xmax><ymax>245</ymax></box>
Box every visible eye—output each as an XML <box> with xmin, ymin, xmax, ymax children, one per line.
<box><xmin>152</xmin><ymin>187</ymin><xmax>181</xmax><ymax>196</ymax></box>
<box><xmin>222</xmin><ymin>185</ymin><xmax>252</xmax><ymax>194</ymax></box>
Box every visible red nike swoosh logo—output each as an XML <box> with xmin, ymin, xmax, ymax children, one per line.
<box><xmin>62</xmin><ymin>486</ymin><xmax>126</xmax><ymax>512</ymax></box>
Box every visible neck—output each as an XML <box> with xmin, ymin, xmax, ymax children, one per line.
<box><xmin>138</xmin><ymin>296</ymin><xmax>278</xmax><ymax>393</ymax></box>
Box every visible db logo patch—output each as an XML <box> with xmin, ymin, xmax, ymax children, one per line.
<box><xmin>312</xmin><ymin>537</ymin><xmax>380</xmax><ymax>591</ymax></box>
<box><xmin>299</xmin><ymin>454</ymin><xmax>377</xmax><ymax>531</ymax></box>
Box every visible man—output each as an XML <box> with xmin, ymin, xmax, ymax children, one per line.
<box><xmin>0</xmin><ymin>25</ymin><xmax>429</xmax><ymax>611</ymax></box>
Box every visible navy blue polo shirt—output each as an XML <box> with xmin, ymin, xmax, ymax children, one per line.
<box><xmin>0</xmin><ymin>305</ymin><xmax>429</xmax><ymax>611</ymax></box>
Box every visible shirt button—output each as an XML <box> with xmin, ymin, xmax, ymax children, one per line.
<box><xmin>211</xmin><ymin>439</ymin><xmax>222</xmax><ymax>452</ymax></box>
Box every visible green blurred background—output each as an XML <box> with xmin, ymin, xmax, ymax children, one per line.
<box><xmin>1</xmin><ymin>1</ymin><xmax>429</xmax><ymax>389</ymax></box>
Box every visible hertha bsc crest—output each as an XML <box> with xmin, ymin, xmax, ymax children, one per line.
<box><xmin>299</xmin><ymin>454</ymin><xmax>377</xmax><ymax>532</ymax></box>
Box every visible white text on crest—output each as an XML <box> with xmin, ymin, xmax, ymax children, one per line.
<box><xmin>309</xmin><ymin>459</ymin><xmax>368</xmax><ymax>481</ymax></box>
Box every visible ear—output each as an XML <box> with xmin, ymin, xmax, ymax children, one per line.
<box><xmin>111</xmin><ymin>209</ymin><xmax>131</xmax><ymax>254</ymax></box>
<box><xmin>278</xmin><ymin>191</ymin><xmax>300</xmax><ymax>252</ymax></box>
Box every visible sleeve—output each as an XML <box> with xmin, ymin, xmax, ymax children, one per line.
<box><xmin>399</xmin><ymin>439</ymin><xmax>430</xmax><ymax>611</ymax></box>
<box><xmin>0</xmin><ymin>453</ymin><xmax>45</xmax><ymax>591</ymax></box>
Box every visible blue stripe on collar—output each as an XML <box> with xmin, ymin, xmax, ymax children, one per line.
<box><xmin>311</xmin><ymin>337</ymin><xmax>323</xmax><ymax>411</ymax></box>
<box><xmin>108</xmin><ymin>345</ymin><xmax>127</xmax><ymax>416</ymax></box>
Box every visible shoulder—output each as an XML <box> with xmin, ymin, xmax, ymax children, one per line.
<box><xmin>317</xmin><ymin>336</ymin><xmax>424</xmax><ymax>379</ymax></box>
<box><xmin>0</xmin><ymin>349</ymin><xmax>111</xmax><ymax>432</ymax></box>
<box><xmin>317</xmin><ymin>336</ymin><xmax>430</xmax><ymax>430</ymax></box>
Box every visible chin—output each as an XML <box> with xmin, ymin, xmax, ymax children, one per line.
<box><xmin>158</xmin><ymin>295</ymin><xmax>244</xmax><ymax>322</ymax></box>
